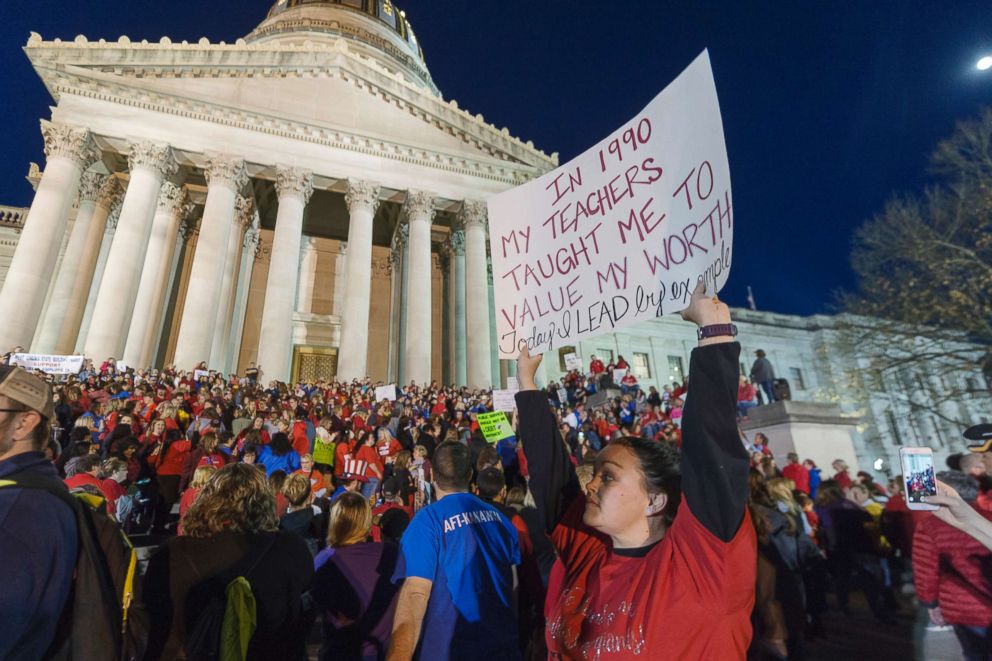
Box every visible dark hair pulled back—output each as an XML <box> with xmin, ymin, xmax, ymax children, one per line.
<box><xmin>610</xmin><ymin>436</ymin><xmax>682</xmax><ymax>527</ymax></box>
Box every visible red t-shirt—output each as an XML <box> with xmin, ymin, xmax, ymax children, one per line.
<box><xmin>833</xmin><ymin>470</ymin><xmax>853</xmax><ymax>489</ymax></box>
<box><xmin>355</xmin><ymin>444</ymin><xmax>384</xmax><ymax>479</ymax></box>
<box><xmin>782</xmin><ymin>463</ymin><xmax>810</xmax><ymax>494</ymax></box>
<box><xmin>334</xmin><ymin>440</ymin><xmax>357</xmax><ymax>477</ymax></box>
<box><xmin>149</xmin><ymin>439</ymin><xmax>192</xmax><ymax>476</ymax></box>
<box><xmin>545</xmin><ymin>496</ymin><xmax>755</xmax><ymax>659</ymax></box>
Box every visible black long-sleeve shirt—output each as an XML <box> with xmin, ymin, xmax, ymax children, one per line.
<box><xmin>516</xmin><ymin>342</ymin><xmax>748</xmax><ymax>542</ymax></box>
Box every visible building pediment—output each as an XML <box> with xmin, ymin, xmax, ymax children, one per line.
<box><xmin>24</xmin><ymin>33</ymin><xmax>558</xmax><ymax>177</ymax></box>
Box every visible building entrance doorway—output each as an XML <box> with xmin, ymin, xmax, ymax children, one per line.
<box><xmin>292</xmin><ymin>346</ymin><xmax>338</xmax><ymax>383</ymax></box>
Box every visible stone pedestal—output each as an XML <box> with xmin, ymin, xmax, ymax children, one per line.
<box><xmin>741</xmin><ymin>401</ymin><xmax>861</xmax><ymax>474</ymax></box>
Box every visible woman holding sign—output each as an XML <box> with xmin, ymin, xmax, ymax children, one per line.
<box><xmin>515</xmin><ymin>282</ymin><xmax>755</xmax><ymax>659</ymax></box>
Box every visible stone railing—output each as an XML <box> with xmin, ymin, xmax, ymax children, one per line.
<box><xmin>0</xmin><ymin>205</ymin><xmax>28</xmax><ymax>231</ymax></box>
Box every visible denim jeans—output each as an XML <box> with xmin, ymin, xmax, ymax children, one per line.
<box><xmin>361</xmin><ymin>477</ymin><xmax>380</xmax><ymax>501</ymax></box>
<box><xmin>760</xmin><ymin>380</ymin><xmax>776</xmax><ymax>404</ymax></box>
<box><xmin>953</xmin><ymin>625</ymin><xmax>991</xmax><ymax>661</ymax></box>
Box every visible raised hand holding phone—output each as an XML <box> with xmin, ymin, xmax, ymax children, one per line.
<box><xmin>899</xmin><ymin>447</ymin><xmax>939</xmax><ymax>511</ymax></box>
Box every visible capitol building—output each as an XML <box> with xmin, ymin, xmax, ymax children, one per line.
<box><xmin>0</xmin><ymin>0</ymin><xmax>988</xmax><ymax>475</ymax></box>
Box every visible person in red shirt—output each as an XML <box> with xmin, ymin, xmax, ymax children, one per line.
<box><xmin>371</xmin><ymin>478</ymin><xmax>414</xmax><ymax>543</ymax></box>
<box><xmin>176</xmin><ymin>465</ymin><xmax>218</xmax><ymax>535</ymax></box>
<box><xmin>64</xmin><ymin>455</ymin><xmax>115</xmax><ymax>512</ymax></box>
<box><xmin>517</xmin><ymin>284</ymin><xmax>755</xmax><ymax>659</ymax></box>
<box><xmin>354</xmin><ymin>431</ymin><xmax>384</xmax><ymax>500</ymax></box>
<box><xmin>334</xmin><ymin>430</ymin><xmax>359</xmax><ymax>479</ymax></box>
<box><xmin>147</xmin><ymin>428</ymin><xmax>192</xmax><ymax>532</ymax></box>
<box><xmin>832</xmin><ymin>459</ymin><xmax>853</xmax><ymax>489</ymax></box>
<box><xmin>782</xmin><ymin>452</ymin><xmax>811</xmax><ymax>494</ymax></box>
<box><xmin>375</xmin><ymin>428</ymin><xmax>402</xmax><ymax>466</ymax></box>
<box><xmin>295</xmin><ymin>453</ymin><xmax>330</xmax><ymax>499</ymax></box>
<box><xmin>913</xmin><ymin>471</ymin><xmax>992</xmax><ymax>658</ymax></box>
<box><xmin>291</xmin><ymin>407</ymin><xmax>310</xmax><ymax>457</ymax></box>
<box><xmin>589</xmin><ymin>355</ymin><xmax>605</xmax><ymax>375</ymax></box>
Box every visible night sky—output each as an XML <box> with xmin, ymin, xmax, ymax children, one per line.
<box><xmin>2</xmin><ymin>1</ymin><xmax>990</xmax><ymax>316</ymax></box>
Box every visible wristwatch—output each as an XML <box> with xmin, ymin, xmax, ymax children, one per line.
<box><xmin>697</xmin><ymin>323</ymin><xmax>738</xmax><ymax>340</ymax></box>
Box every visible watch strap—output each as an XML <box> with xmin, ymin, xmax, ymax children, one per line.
<box><xmin>697</xmin><ymin>323</ymin><xmax>738</xmax><ymax>340</ymax></box>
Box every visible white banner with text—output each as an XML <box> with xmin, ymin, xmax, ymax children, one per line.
<box><xmin>488</xmin><ymin>50</ymin><xmax>732</xmax><ymax>358</ymax></box>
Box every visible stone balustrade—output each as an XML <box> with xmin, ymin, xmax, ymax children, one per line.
<box><xmin>0</xmin><ymin>205</ymin><xmax>29</xmax><ymax>230</ymax></box>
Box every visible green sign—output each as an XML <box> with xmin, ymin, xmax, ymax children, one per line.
<box><xmin>477</xmin><ymin>411</ymin><xmax>514</xmax><ymax>442</ymax></box>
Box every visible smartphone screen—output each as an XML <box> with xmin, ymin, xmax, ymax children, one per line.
<box><xmin>902</xmin><ymin>450</ymin><xmax>937</xmax><ymax>505</ymax></box>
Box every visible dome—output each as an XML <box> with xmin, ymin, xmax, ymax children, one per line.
<box><xmin>246</xmin><ymin>0</ymin><xmax>438</xmax><ymax>95</ymax></box>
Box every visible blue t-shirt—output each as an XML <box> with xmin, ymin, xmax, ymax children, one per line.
<box><xmin>393</xmin><ymin>492</ymin><xmax>521</xmax><ymax>660</ymax></box>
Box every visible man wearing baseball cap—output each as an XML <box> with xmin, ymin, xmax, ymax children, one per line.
<box><xmin>0</xmin><ymin>365</ymin><xmax>77</xmax><ymax>659</ymax></box>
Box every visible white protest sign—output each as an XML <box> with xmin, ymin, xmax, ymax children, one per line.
<box><xmin>613</xmin><ymin>368</ymin><xmax>628</xmax><ymax>382</ymax></box>
<box><xmin>375</xmin><ymin>384</ymin><xmax>398</xmax><ymax>402</ymax></box>
<box><xmin>117</xmin><ymin>361</ymin><xmax>128</xmax><ymax>373</ymax></box>
<box><xmin>492</xmin><ymin>389</ymin><xmax>517</xmax><ymax>412</ymax></box>
<box><xmin>489</xmin><ymin>51</ymin><xmax>732</xmax><ymax>358</ymax></box>
<box><xmin>11</xmin><ymin>353</ymin><xmax>84</xmax><ymax>375</ymax></box>
<box><xmin>564</xmin><ymin>352</ymin><xmax>583</xmax><ymax>371</ymax></box>
<box><xmin>193</xmin><ymin>369</ymin><xmax>210</xmax><ymax>381</ymax></box>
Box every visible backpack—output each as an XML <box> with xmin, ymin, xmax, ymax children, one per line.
<box><xmin>183</xmin><ymin>535</ymin><xmax>277</xmax><ymax>661</ymax></box>
<box><xmin>0</xmin><ymin>473</ymin><xmax>147</xmax><ymax>661</ymax></box>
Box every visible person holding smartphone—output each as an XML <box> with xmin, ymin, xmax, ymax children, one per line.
<box><xmin>913</xmin><ymin>471</ymin><xmax>992</xmax><ymax>658</ymax></box>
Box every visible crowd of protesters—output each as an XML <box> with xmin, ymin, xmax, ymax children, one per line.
<box><xmin>2</xmin><ymin>286</ymin><xmax>991</xmax><ymax>660</ymax></box>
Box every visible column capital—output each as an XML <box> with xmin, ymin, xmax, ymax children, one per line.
<box><xmin>128</xmin><ymin>140</ymin><xmax>178</xmax><ymax>178</ymax></box>
<box><xmin>78</xmin><ymin>171</ymin><xmax>107</xmax><ymax>203</ymax></box>
<box><xmin>205</xmin><ymin>154</ymin><xmax>249</xmax><ymax>190</ymax></box>
<box><xmin>41</xmin><ymin>121</ymin><xmax>99</xmax><ymax>169</ymax></box>
<box><xmin>96</xmin><ymin>175</ymin><xmax>122</xmax><ymax>209</ymax></box>
<box><xmin>244</xmin><ymin>214</ymin><xmax>261</xmax><ymax>252</ymax></box>
<box><xmin>403</xmin><ymin>189</ymin><xmax>436</xmax><ymax>223</ymax></box>
<box><xmin>179</xmin><ymin>215</ymin><xmax>199</xmax><ymax>241</ymax></box>
<box><xmin>157</xmin><ymin>181</ymin><xmax>188</xmax><ymax>216</ymax></box>
<box><xmin>275</xmin><ymin>166</ymin><xmax>314</xmax><ymax>203</ymax></box>
<box><xmin>345</xmin><ymin>179</ymin><xmax>380</xmax><ymax>214</ymax></box>
<box><xmin>458</xmin><ymin>199</ymin><xmax>488</xmax><ymax>229</ymax></box>
<box><xmin>449</xmin><ymin>228</ymin><xmax>466</xmax><ymax>256</ymax></box>
<box><xmin>235</xmin><ymin>195</ymin><xmax>256</xmax><ymax>229</ymax></box>
<box><xmin>105</xmin><ymin>193</ymin><xmax>125</xmax><ymax>232</ymax></box>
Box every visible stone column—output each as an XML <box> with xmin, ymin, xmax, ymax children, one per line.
<box><xmin>256</xmin><ymin>167</ymin><xmax>314</xmax><ymax>383</ymax></box>
<box><xmin>387</xmin><ymin>241</ymin><xmax>400</xmax><ymax>382</ymax></box>
<box><xmin>173</xmin><ymin>155</ymin><xmax>248</xmax><ymax>368</ymax></box>
<box><xmin>332</xmin><ymin>242</ymin><xmax>347</xmax><ymax>316</ymax></box>
<box><xmin>336</xmin><ymin>180</ymin><xmax>380</xmax><ymax>381</ymax></box>
<box><xmin>489</xmin><ymin>261</ymin><xmax>501</xmax><ymax>386</ymax></box>
<box><xmin>0</xmin><ymin>121</ymin><xmax>98</xmax><ymax>350</ymax></box>
<box><xmin>297</xmin><ymin>236</ymin><xmax>319</xmax><ymax>314</ymax></box>
<box><xmin>57</xmin><ymin>176</ymin><xmax>119</xmax><ymax>354</ymax></box>
<box><xmin>84</xmin><ymin>141</ymin><xmax>177</xmax><ymax>362</ymax></box>
<box><xmin>403</xmin><ymin>190</ymin><xmax>435</xmax><ymax>385</ymax></box>
<box><xmin>122</xmin><ymin>182</ymin><xmax>188</xmax><ymax>368</ymax></box>
<box><xmin>461</xmin><ymin>201</ymin><xmax>492</xmax><ymax>388</ymax></box>
<box><xmin>440</xmin><ymin>250</ymin><xmax>451</xmax><ymax>384</ymax></box>
<box><xmin>227</xmin><ymin>217</ymin><xmax>260</xmax><ymax>373</ymax></box>
<box><xmin>75</xmin><ymin>191</ymin><xmax>123</xmax><ymax>352</ymax></box>
<box><xmin>34</xmin><ymin>171</ymin><xmax>106</xmax><ymax>353</ymax></box>
<box><xmin>397</xmin><ymin>224</ymin><xmax>410</xmax><ymax>383</ymax></box>
<box><xmin>209</xmin><ymin>195</ymin><xmax>252</xmax><ymax>370</ymax></box>
<box><xmin>450</xmin><ymin>228</ymin><xmax>467</xmax><ymax>386</ymax></box>
<box><xmin>152</xmin><ymin>218</ymin><xmax>196</xmax><ymax>366</ymax></box>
